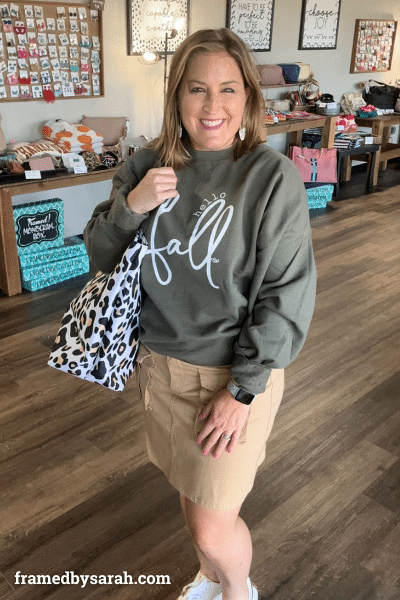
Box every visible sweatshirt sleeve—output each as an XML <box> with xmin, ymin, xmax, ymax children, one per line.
<box><xmin>230</xmin><ymin>163</ymin><xmax>317</xmax><ymax>395</ymax></box>
<box><xmin>83</xmin><ymin>150</ymin><xmax>154</xmax><ymax>273</ymax></box>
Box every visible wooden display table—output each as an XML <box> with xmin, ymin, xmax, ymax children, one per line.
<box><xmin>0</xmin><ymin>167</ymin><xmax>118</xmax><ymax>297</ymax></box>
<box><xmin>354</xmin><ymin>114</ymin><xmax>400</xmax><ymax>186</ymax></box>
<box><xmin>263</xmin><ymin>115</ymin><xmax>338</xmax><ymax>149</ymax></box>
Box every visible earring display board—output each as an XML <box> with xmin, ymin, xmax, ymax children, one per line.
<box><xmin>350</xmin><ymin>19</ymin><xmax>397</xmax><ymax>73</ymax></box>
<box><xmin>0</xmin><ymin>1</ymin><xmax>104</xmax><ymax>102</ymax></box>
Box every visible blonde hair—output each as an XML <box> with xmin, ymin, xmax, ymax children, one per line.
<box><xmin>148</xmin><ymin>28</ymin><xmax>265</xmax><ymax>170</ymax></box>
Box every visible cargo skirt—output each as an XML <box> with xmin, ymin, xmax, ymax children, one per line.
<box><xmin>136</xmin><ymin>344</ymin><xmax>284</xmax><ymax>510</ymax></box>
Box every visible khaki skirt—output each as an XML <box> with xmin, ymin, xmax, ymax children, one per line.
<box><xmin>136</xmin><ymin>344</ymin><xmax>284</xmax><ymax>510</ymax></box>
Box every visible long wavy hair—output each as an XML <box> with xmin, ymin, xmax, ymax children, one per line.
<box><xmin>148</xmin><ymin>28</ymin><xmax>265</xmax><ymax>170</ymax></box>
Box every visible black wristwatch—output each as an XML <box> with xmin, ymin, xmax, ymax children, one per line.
<box><xmin>227</xmin><ymin>380</ymin><xmax>257</xmax><ymax>405</ymax></box>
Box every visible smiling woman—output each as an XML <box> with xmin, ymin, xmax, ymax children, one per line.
<box><xmin>178</xmin><ymin>52</ymin><xmax>249</xmax><ymax>152</ymax></box>
<box><xmin>84</xmin><ymin>27</ymin><xmax>316</xmax><ymax>600</ymax></box>
<box><xmin>147</xmin><ymin>27</ymin><xmax>265</xmax><ymax>169</ymax></box>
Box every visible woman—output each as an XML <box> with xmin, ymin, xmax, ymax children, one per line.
<box><xmin>84</xmin><ymin>28</ymin><xmax>316</xmax><ymax>600</ymax></box>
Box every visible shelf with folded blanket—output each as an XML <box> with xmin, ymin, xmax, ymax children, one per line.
<box><xmin>0</xmin><ymin>166</ymin><xmax>119</xmax><ymax>297</ymax></box>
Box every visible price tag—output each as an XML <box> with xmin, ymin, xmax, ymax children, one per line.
<box><xmin>74</xmin><ymin>166</ymin><xmax>88</xmax><ymax>174</ymax></box>
<box><xmin>25</xmin><ymin>170</ymin><xmax>42</xmax><ymax>179</ymax></box>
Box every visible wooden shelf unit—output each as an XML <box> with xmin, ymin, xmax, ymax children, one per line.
<box><xmin>0</xmin><ymin>167</ymin><xmax>118</xmax><ymax>297</ymax></box>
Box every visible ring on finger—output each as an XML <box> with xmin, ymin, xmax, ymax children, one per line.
<box><xmin>221</xmin><ymin>433</ymin><xmax>232</xmax><ymax>441</ymax></box>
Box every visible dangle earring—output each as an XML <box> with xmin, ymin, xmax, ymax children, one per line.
<box><xmin>238</xmin><ymin>124</ymin><xmax>246</xmax><ymax>141</ymax></box>
<box><xmin>178</xmin><ymin>118</ymin><xmax>182</xmax><ymax>138</ymax></box>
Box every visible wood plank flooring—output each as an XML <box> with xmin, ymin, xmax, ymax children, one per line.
<box><xmin>0</xmin><ymin>166</ymin><xmax>399</xmax><ymax>600</ymax></box>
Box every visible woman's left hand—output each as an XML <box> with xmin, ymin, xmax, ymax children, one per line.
<box><xmin>196</xmin><ymin>388</ymin><xmax>251</xmax><ymax>458</ymax></box>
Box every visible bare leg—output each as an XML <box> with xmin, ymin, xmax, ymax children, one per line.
<box><xmin>180</xmin><ymin>494</ymin><xmax>252</xmax><ymax>600</ymax></box>
<box><xmin>180</xmin><ymin>495</ymin><xmax>220</xmax><ymax>584</ymax></box>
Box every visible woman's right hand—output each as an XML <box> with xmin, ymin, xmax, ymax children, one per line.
<box><xmin>126</xmin><ymin>167</ymin><xmax>178</xmax><ymax>215</ymax></box>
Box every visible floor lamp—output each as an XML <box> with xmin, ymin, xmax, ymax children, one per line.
<box><xmin>139</xmin><ymin>27</ymin><xmax>181</xmax><ymax>99</ymax></box>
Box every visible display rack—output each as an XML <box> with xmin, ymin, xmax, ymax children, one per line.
<box><xmin>350</xmin><ymin>19</ymin><xmax>397</xmax><ymax>74</ymax></box>
<box><xmin>0</xmin><ymin>1</ymin><xmax>104</xmax><ymax>102</ymax></box>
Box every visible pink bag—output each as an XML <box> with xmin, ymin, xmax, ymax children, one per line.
<box><xmin>291</xmin><ymin>146</ymin><xmax>337</xmax><ymax>183</ymax></box>
<box><xmin>258</xmin><ymin>64</ymin><xmax>285</xmax><ymax>86</ymax></box>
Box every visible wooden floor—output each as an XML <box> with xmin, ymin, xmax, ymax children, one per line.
<box><xmin>1</xmin><ymin>166</ymin><xmax>400</xmax><ymax>600</ymax></box>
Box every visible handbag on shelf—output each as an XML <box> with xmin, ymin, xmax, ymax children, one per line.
<box><xmin>290</xmin><ymin>146</ymin><xmax>337</xmax><ymax>183</ymax></box>
<box><xmin>258</xmin><ymin>64</ymin><xmax>285</xmax><ymax>86</ymax></box>
<box><xmin>340</xmin><ymin>92</ymin><xmax>365</xmax><ymax>115</ymax></box>
<box><xmin>81</xmin><ymin>115</ymin><xmax>129</xmax><ymax>145</ymax></box>
<box><xmin>48</xmin><ymin>229</ymin><xmax>148</xmax><ymax>392</ymax></box>
<box><xmin>278</xmin><ymin>63</ymin><xmax>301</xmax><ymax>83</ymax></box>
<box><xmin>301</xmin><ymin>78</ymin><xmax>321</xmax><ymax>104</ymax></box>
<box><xmin>294</xmin><ymin>62</ymin><xmax>312</xmax><ymax>81</ymax></box>
<box><xmin>362</xmin><ymin>81</ymin><xmax>400</xmax><ymax>110</ymax></box>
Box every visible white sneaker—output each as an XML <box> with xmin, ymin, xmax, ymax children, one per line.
<box><xmin>213</xmin><ymin>578</ymin><xmax>258</xmax><ymax>600</ymax></box>
<box><xmin>177</xmin><ymin>571</ymin><xmax>222</xmax><ymax>600</ymax></box>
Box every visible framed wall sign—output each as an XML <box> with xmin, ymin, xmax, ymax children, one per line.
<box><xmin>226</xmin><ymin>0</ymin><xmax>275</xmax><ymax>52</ymax></box>
<box><xmin>350</xmin><ymin>19</ymin><xmax>397</xmax><ymax>73</ymax></box>
<box><xmin>299</xmin><ymin>0</ymin><xmax>341</xmax><ymax>50</ymax></box>
<box><xmin>127</xmin><ymin>0</ymin><xmax>190</xmax><ymax>55</ymax></box>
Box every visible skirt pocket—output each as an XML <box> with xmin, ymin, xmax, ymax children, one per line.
<box><xmin>137</xmin><ymin>346</ymin><xmax>155</xmax><ymax>411</ymax></box>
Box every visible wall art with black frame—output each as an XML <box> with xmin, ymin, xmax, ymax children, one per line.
<box><xmin>226</xmin><ymin>0</ymin><xmax>275</xmax><ymax>52</ymax></box>
<box><xmin>298</xmin><ymin>0</ymin><xmax>341</xmax><ymax>50</ymax></box>
<box><xmin>127</xmin><ymin>0</ymin><xmax>190</xmax><ymax>55</ymax></box>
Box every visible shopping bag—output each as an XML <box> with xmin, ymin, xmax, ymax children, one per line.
<box><xmin>48</xmin><ymin>229</ymin><xmax>148</xmax><ymax>391</ymax></box>
<box><xmin>362</xmin><ymin>81</ymin><xmax>400</xmax><ymax>110</ymax></box>
<box><xmin>291</xmin><ymin>146</ymin><xmax>337</xmax><ymax>183</ymax></box>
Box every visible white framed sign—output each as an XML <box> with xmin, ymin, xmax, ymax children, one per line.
<box><xmin>299</xmin><ymin>0</ymin><xmax>341</xmax><ymax>49</ymax></box>
<box><xmin>127</xmin><ymin>0</ymin><xmax>190</xmax><ymax>55</ymax></box>
<box><xmin>226</xmin><ymin>0</ymin><xmax>275</xmax><ymax>52</ymax></box>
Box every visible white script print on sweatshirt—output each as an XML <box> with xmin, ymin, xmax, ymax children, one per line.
<box><xmin>146</xmin><ymin>192</ymin><xmax>233</xmax><ymax>289</ymax></box>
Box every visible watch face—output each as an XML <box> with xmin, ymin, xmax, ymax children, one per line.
<box><xmin>235</xmin><ymin>388</ymin><xmax>256</xmax><ymax>405</ymax></box>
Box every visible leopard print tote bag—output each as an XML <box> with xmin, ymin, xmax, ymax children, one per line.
<box><xmin>48</xmin><ymin>230</ymin><xmax>148</xmax><ymax>392</ymax></box>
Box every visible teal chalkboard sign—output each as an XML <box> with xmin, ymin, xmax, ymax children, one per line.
<box><xmin>13</xmin><ymin>198</ymin><xmax>64</xmax><ymax>255</ymax></box>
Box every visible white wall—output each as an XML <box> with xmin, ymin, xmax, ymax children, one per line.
<box><xmin>6</xmin><ymin>0</ymin><xmax>400</xmax><ymax>235</ymax></box>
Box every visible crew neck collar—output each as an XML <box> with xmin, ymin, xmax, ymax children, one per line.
<box><xmin>186</xmin><ymin>145</ymin><xmax>234</xmax><ymax>162</ymax></box>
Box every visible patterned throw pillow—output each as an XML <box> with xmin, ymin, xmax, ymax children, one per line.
<box><xmin>9</xmin><ymin>140</ymin><xmax>64</xmax><ymax>163</ymax></box>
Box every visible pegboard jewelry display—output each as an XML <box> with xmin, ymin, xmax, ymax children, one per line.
<box><xmin>0</xmin><ymin>1</ymin><xmax>104</xmax><ymax>102</ymax></box>
<box><xmin>350</xmin><ymin>19</ymin><xmax>397</xmax><ymax>74</ymax></box>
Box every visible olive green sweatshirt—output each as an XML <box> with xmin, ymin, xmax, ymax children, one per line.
<box><xmin>84</xmin><ymin>144</ymin><xmax>316</xmax><ymax>394</ymax></box>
